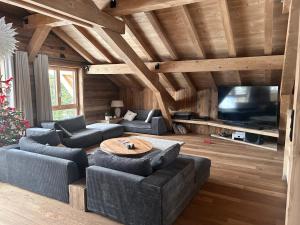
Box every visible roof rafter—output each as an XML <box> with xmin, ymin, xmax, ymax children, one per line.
<box><xmin>264</xmin><ymin>0</ymin><xmax>274</xmax><ymax>84</ymax></box>
<box><xmin>122</xmin><ymin>15</ymin><xmax>179</xmax><ymax>93</ymax></box>
<box><xmin>144</xmin><ymin>11</ymin><xmax>197</xmax><ymax>93</ymax></box>
<box><xmin>179</xmin><ymin>5</ymin><xmax>217</xmax><ymax>89</ymax></box>
<box><xmin>218</xmin><ymin>0</ymin><xmax>241</xmax><ymax>85</ymax></box>
<box><xmin>0</xmin><ymin>0</ymin><xmax>125</xmax><ymax>33</ymax></box>
<box><xmin>73</xmin><ymin>25</ymin><xmax>144</xmax><ymax>90</ymax></box>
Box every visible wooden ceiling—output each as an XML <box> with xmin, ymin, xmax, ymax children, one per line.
<box><xmin>51</xmin><ymin>0</ymin><xmax>288</xmax><ymax>90</ymax></box>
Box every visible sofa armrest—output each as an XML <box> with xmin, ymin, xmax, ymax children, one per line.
<box><xmin>151</xmin><ymin>116</ymin><xmax>168</xmax><ymax>135</ymax></box>
<box><xmin>86</xmin><ymin>166</ymin><xmax>162</xmax><ymax>225</ymax></box>
<box><xmin>6</xmin><ymin>149</ymin><xmax>80</xmax><ymax>203</ymax></box>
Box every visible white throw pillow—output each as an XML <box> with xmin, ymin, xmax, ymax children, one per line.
<box><xmin>123</xmin><ymin>110</ymin><xmax>137</xmax><ymax>121</ymax></box>
<box><xmin>145</xmin><ymin>109</ymin><xmax>155</xmax><ymax>123</ymax></box>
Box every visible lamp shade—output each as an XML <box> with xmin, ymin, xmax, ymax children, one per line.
<box><xmin>111</xmin><ymin>100</ymin><xmax>124</xmax><ymax>108</ymax></box>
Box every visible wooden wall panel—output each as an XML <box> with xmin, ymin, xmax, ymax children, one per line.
<box><xmin>83</xmin><ymin>76</ymin><xmax>119</xmax><ymax>122</ymax></box>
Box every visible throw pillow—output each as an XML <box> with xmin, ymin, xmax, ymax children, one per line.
<box><xmin>94</xmin><ymin>150</ymin><xmax>153</xmax><ymax>176</ymax></box>
<box><xmin>150</xmin><ymin>143</ymin><xmax>180</xmax><ymax>170</ymax></box>
<box><xmin>27</xmin><ymin>130</ymin><xmax>61</xmax><ymax>146</ymax></box>
<box><xmin>123</xmin><ymin>110</ymin><xmax>137</xmax><ymax>121</ymax></box>
<box><xmin>145</xmin><ymin>109</ymin><xmax>155</xmax><ymax>123</ymax></box>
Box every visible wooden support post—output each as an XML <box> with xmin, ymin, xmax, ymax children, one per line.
<box><xmin>69</xmin><ymin>179</ymin><xmax>87</xmax><ymax>212</ymax></box>
<box><xmin>285</xmin><ymin>12</ymin><xmax>300</xmax><ymax>225</ymax></box>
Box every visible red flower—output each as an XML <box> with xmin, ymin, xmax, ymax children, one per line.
<box><xmin>0</xmin><ymin>95</ymin><xmax>6</xmax><ymax>104</ymax></box>
<box><xmin>22</xmin><ymin>120</ymin><xmax>31</xmax><ymax>128</ymax></box>
<box><xmin>5</xmin><ymin>77</ymin><xmax>13</xmax><ymax>86</ymax></box>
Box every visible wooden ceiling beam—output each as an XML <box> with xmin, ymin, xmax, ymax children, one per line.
<box><xmin>218</xmin><ymin>0</ymin><xmax>241</xmax><ymax>85</ymax></box>
<box><xmin>52</xmin><ymin>27</ymin><xmax>96</xmax><ymax>64</ymax></box>
<box><xmin>0</xmin><ymin>0</ymin><xmax>125</xmax><ymax>33</ymax></box>
<box><xmin>24</xmin><ymin>14</ymin><xmax>72</xmax><ymax>29</ymax></box>
<box><xmin>27</xmin><ymin>26</ymin><xmax>51</xmax><ymax>62</ymax></box>
<box><xmin>94</xmin><ymin>27</ymin><xmax>175</xmax><ymax>126</ymax></box>
<box><xmin>281</xmin><ymin>0</ymin><xmax>299</xmax><ymax>95</ymax></box>
<box><xmin>179</xmin><ymin>5</ymin><xmax>217</xmax><ymax>89</ymax></box>
<box><xmin>264</xmin><ymin>0</ymin><xmax>274</xmax><ymax>84</ymax></box>
<box><xmin>73</xmin><ymin>25</ymin><xmax>144</xmax><ymax>90</ymax></box>
<box><xmin>106</xmin><ymin>0</ymin><xmax>206</xmax><ymax>16</ymax></box>
<box><xmin>283</xmin><ymin>0</ymin><xmax>292</xmax><ymax>14</ymax></box>
<box><xmin>144</xmin><ymin>11</ymin><xmax>197</xmax><ymax>93</ymax></box>
<box><xmin>123</xmin><ymin>16</ymin><xmax>179</xmax><ymax>93</ymax></box>
<box><xmin>87</xmin><ymin>55</ymin><xmax>284</xmax><ymax>74</ymax></box>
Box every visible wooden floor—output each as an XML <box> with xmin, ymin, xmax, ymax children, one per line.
<box><xmin>0</xmin><ymin>134</ymin><xmax>287</xmax><ymax>225</ymax></box>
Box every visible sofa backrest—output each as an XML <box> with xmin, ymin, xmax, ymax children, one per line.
<box><xmin>19</xmin><ymin>137</ymin><xmax>88</xmax><ymax>177</ymax></box>
<box><xmin>132</xmin><ymin>109</ymin><xmax>162</xmax><ymax>121</ymax></box>
<box><xmin>55</xmin><ymin>115</ymin><xmax>86</xmax><ymax>133</ymax></box>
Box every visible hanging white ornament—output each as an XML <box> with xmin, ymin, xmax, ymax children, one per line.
<box><xmin>0</xmin><ymin>17</ymin><xmax>17</xmax><ymax>59</ymax></box>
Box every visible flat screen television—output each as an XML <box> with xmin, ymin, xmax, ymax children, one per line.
<box><xmin>218</xmin><ymin>86</ymin><xmax>279</xmax><ymax>129</ymax></box>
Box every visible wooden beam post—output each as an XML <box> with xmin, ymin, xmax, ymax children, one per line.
<box><xmin>94</xmin><ymin>27</ymin><xmax>175</xmax><ymax>127</ymax></box>
<box><xmin>27</xmin><ymin>26</ymin><xmax>51</xmax><ymax>62</ymax></box>
<box><xmin>285</xmin><ymin>12</ymin><xmax>300</xmax><ymax>225</ymax></box>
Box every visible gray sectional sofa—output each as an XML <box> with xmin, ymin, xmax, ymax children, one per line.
<box><xmin>86</xmin><ymin>137</ymin><xmax>211</xmax><ymax>225</ymax></box>
<box><xmin>0</xmin><ymin>133</ymin><xmax>88</xmax><ymax>203</ymax></box>
<box><xmin>41</xmin><ymin>115</ymin><xmax>124</xmax><ymax>148</ymax></box>
<box><xmin>120</xmin><ymin>109</ymin><xmax>168</xmax><ymax>135</ymax></box>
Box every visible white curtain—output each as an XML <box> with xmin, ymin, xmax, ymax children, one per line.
<box><xmin>0</xmin><ymin>55</ymin><xmax>14</xmax><ymax>107</ymax></box>
<box><xmin>33</xmin><ymin>54</ymin><xmax>52</xmax><ymax>124</ymax></box>
<box><xmin>15</xmin><ymin>51</ymin><xmax>34</xmax><ymax>125</ymax></box>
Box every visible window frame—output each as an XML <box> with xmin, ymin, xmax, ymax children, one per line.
<box><xmin>49</xmin><ymin>66</ymin><xmax>79</xmax><ymax>116</ymax></box>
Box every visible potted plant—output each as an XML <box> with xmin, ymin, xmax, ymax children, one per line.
<box><xmin>104</xmin><ymin>111</ymin><xmax>113</xmax><ymax>121</ymax></box>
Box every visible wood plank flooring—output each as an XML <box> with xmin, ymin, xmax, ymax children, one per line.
<box><xmin>0</xmin><ymin>134</ymin><xmax>287</xmax><ymax>225</ymax></box>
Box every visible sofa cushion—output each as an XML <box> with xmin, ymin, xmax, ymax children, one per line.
<box><xmin>27</xmin><ymin>129</ymin><xmax>61</xmax><ymax>146</ymax></box>
<box><xmin>56</xmin><ymin>124</ymin><xmax>73</xmax><ymax>138</ymax></box>
<box><xmin>150</xmin><ymin>144</ymin><xmax>181</xmax><ymax>170</ymax></box>
<box><xmin>63</xmin><ymin>128</ymin><xmax>103</xmax><ymax>148</ymax></box>
<box><xmin>120</xmin><ymin>120</ymin><xmax>152</xmax><ymax>129</ymax></box>
<box><xmin>133</xmin><ymin>109</ymin><xmax>162</xmax><ymax>121</ymax></box>
<box><xmin>19</xmin><ymin>137</ymin><xmax>88</xmax><ymax>177</ymax></box>
<box><xmin>94</xmin><ymin>150</ymin><xmax>153</xmax><ymax>176</ymax></box>
<box><xmin>55</xmin><ymin>115</ymin><xmax>86</xmax><ymax>133</ymax></box>
<box><xmin>86</xmin><ymin>123</ymin><xmax>124</xmax><ymax>140</ymax></box>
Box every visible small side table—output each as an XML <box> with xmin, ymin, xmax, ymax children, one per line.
<box><xmin>96</xmin><ymin>118</ymin><xmax>123</xmax><ymax>124</ymax></box>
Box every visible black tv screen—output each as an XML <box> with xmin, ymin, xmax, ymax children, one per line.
<box><xmin>218</xmin><ymin>86</ymin><xmax>279</xmax><ymax>128</ymax></box>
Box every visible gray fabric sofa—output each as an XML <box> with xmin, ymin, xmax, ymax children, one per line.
<box><xmin>0</xmin><ymin>135</ymin><xmax>88</xmax><ymax>203</ymax></box>
<box><xmin>86</xmin><ymin>137</ymin><xmax>211</xmax><ymax>225</ymax></box>
<box><xmin>41</xmin><ymin>116</ymin><xmax>124</xmax><ymax>148</ymax></box>
<box><xmin>120</xmin><ymin>109</ymin><xmax>168</xmax><ymax>135</ymax></box>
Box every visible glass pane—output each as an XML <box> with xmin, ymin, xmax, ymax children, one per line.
<box><xmin>49</xmin><ymin>69</ymin><xmax>58</xmax><ymax>106</ymax></box>
<box><xmin>53</xmin><ymin>109</ymin><xmax>77</xmax><ymax>120</ymax></box>
<box><xmin>60</xmin><ymin>70</ymin><xmax>76</xmax><ymax>105</ymax></box>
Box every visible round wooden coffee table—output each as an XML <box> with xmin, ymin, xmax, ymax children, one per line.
<box><xmin>100</xmin><ymin>137</ymin><xmax>153</xmax><ymax>156</ymax></box>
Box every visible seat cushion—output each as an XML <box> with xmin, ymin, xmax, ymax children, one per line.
<box><xmin>26</xmin><ymin>129</ymin><xmax>61</xmax><ymax>146</ymax></box>
<box><xmin>63</xmin><ymin>128</ymin><xmax>103</xmax><ymax>148</ymax></box>
<box><xmin>94</xmin><ymin>150</ymin><xmax>153</xmax><ymax>176</ymax></box>
<box><xmin>19</xmin><ymin>137</ymin><xmax>88</xmax><ymax>177</ymax></box>
<box><xmin>86</xmin><ymin>123</ymin><xmax>124</xmax><ymax>140</ymax></box>
<box><xmin>55</xmin><ymin>115</ymin><xmax>86</xmax><ymax>133</ymax></box>
<box><xmin>120</xmin><ymin>120</ymin><xmax>152</xmax><ymax>129</ymax></box>
<box><xmin>150</xmin><ymin>143</ymin><xmax>181</xmax><ymax>170</ymax></box>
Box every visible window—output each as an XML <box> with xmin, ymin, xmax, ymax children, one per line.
<box><xmin>49</xmin><ymin>67</ymin><xmax>79</xmax><ymax>120</ymax></box>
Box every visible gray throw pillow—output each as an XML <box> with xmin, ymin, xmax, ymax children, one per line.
<box><xmin>150</xmin><ymin>144</ymin><xmax>180</xmax><ymax>170</ymax></box>
<box><xmin>27</xmin><ymin>130</ymin><xmax>61</xmax><ymax>146</ymax></box>
<box><xmin>19</xmin><ymin>137</ymin><xmax>88</xmax><ymax>177</ymax></box>
<box><xmin>145</xmin><ymin>109</ymin><xmax>155</xmax><ymax>123</ymax></box>
<box><xmin>94</xmin><ymin>150</ymin><xmax>153</xmax><ymax>176</ymax></box>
